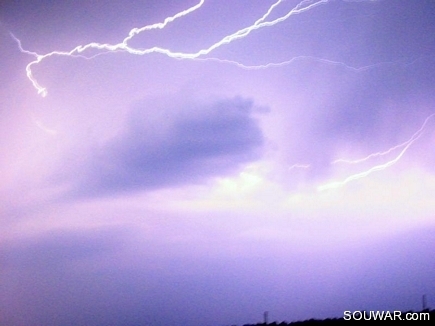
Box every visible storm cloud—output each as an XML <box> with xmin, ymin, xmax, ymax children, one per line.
<box><xmin>2</xmin><ymin>1</ymin><xmax>435</xmax><ymax>325</ymax></box>
<box><xmin>63</xmin><ymin>96</ymin><xmax>265</xmax><ymax>198</ymax></box>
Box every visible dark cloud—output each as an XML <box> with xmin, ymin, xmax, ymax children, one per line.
<box><xmin>1</xmin><ymin>225</ymin><xmax>434</xmax><ymax>326</ymax></box>
<box><xmin>63</xmin><ymin>96</ymin><xmax>265</xmax><ymax>198</ymax></box>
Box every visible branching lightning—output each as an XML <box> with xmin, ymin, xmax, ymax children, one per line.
<box><xmin>317</xmin><ymin>113</ymin><xmax>435</xmax><ymax>191</ymax></box>
<box><xmin>13</xmin><ymin>0</ymin><xmax>413</xmax><ymax>97</ymax></box>
<box><xmin>13</xmin><ymin>0</ymin><xmax>332</xmax><ymax>97</ymax></box>
<box><xmin>195</xmin><ymin>56</ymin><xmax>403</xmax><ymax>72</ymax></box>
<box><xmin>13</xmin><ymin>0</ymin><xmax>431</xmax><ymax>192</ymax></box>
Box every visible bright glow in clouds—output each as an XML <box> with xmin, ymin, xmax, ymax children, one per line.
<box><xmin>2</xmin><ymin>0</ymin><xmax>435</xmax><ymax>325</ymax></box>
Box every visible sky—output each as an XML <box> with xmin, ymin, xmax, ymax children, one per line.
<box><xmin>1</xmin><ymin>0</ymin><xmax>435</xmax><ymax>325</ymax></box>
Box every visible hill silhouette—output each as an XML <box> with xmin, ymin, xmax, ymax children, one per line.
<box><xmin>240</xmin><ymin>309</ymin><xmax>434</xmax><ymax>325</ymax></box>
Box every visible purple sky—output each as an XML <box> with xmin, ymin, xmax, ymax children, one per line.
<box><xmin>1</xmin><ymin>1</ymin><xmax>435</xmax><ymax>325</ymax></box>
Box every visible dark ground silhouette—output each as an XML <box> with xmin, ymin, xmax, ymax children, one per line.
<box><xmin>240</xmin><ymin>309</ymin><xmax>434</xmax><ymax>325</ymax></box>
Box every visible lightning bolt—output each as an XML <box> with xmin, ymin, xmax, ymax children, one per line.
<box><xmin>195</xmin><ymin>56</ymin><xmax>405</xmax><ymax>72</ymax></box>
<box><xmin>317</xmin><ymin>113</ymin><xmax>435</xmax><ymax>191</ymax></box>
<box><xmin>13</xmin><ymin>0</ymin><xmax>333</xmax><ymax>97</ymax></box>
<box><xmin>14</xmin><ymin>0</ymin><xmax>429</xmax><ymax>192</ymax></box>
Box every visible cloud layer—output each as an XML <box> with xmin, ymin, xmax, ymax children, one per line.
<box><xmin>61</xmin><ymin>96</ymin><xmax>265</xmax><ymax>199</ymax></box>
